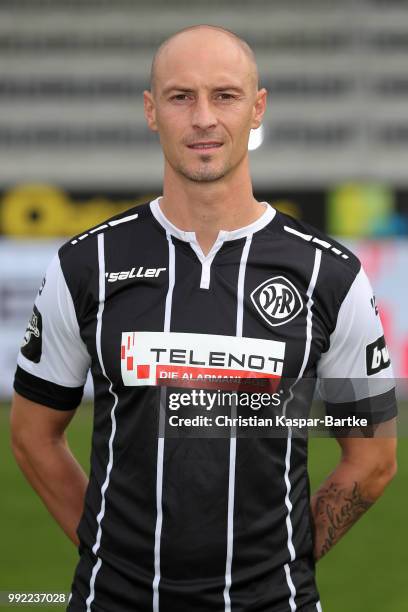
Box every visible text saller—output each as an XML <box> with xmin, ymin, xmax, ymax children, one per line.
<box><xmin>106</xmin><ymin>267</ymin><xmax>166</xmax><ymax>282</ymax></box>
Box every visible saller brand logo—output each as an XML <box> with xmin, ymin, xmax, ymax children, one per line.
<box><xmin>105</xmin><ymin>267</ymin><xmax>166</xmax><ymax>282</ymax></box>
<box><xmin>250</xmin><ymin>276</ymin><xmax>303</xmax><ymax>327</ymax></box>
<box><xmin>121</xmin><ymin>331</ymin><xmax>286</xmax><ymax>387</ymax></box>
<box><xmin>366</xmin><ymin>335</ymin><xmax>391</xmax><ymax>375</ymax></box>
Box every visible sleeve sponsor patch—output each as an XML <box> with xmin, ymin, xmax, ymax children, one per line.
<box><xmin>366</xmin><ymin>335</ymin><xmax>391</xmax><ymax>375</ymax></box>
<box><xmin>21</xmin><ymin>305</ymin><xmax>43</xmax><ymax>363</ymax></box>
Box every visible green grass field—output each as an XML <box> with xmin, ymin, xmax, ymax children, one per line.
<box><xmin>1</xmin><ymin>403</ymin><xmax>406</xmax><ymax>611</ymax></box>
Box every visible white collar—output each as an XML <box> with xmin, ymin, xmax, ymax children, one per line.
<box><xmin>149</xmin><ymin>196</ymin><xmax>276</xmax><ymax>244</ymax></box>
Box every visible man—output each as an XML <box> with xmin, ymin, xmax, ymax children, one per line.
<box><xmin>11</xmin><ymin>25</ymin><xmax>397</xmax><ymax>612</ymax></box>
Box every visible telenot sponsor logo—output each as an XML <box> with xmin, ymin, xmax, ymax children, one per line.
<box><xmin>250</xmin><ymin>276</ymin><xmax>303</xmax><ymax>327</ymax></box>
<box><xmin>121</xmin><ymin>331</ymin><xmax>286</xmax><ymax>387</ymax></box>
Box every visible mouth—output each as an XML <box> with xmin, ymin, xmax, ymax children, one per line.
<box><xmin>187</xmin><ymin>142</ymin><xmax>223</xmax><ymax>151</ymax></box>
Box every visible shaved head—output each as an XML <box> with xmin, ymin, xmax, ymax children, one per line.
<box><xmin>150</xmin><ymin>25</ymin><xmax>259</xmax><ymax>95</ymax></box>
<box><xmin>143</xmin><ymin>24</ymin><xmax>267</xmax><ymax>186</ymax></box>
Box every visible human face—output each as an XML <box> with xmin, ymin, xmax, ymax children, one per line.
<box><xmin>144</xmin><ymin>32</ymin><xmax>266</xmax><ymax>184</ymax></box>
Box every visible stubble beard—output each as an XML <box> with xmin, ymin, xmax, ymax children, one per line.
<box><xmin>175</xmin><ymin>155</ymin><xmax>231</xmax><ymax>183</ymax></box>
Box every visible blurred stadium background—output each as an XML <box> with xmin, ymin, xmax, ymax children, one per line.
<box><xmin>0</xmin><ymin>0</ymin><xmax>407</xmax><ymax>610</ymax></box>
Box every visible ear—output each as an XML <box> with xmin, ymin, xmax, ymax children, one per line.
<box><xmin>144</xmin><ymin>90</ymin><xmax>158</xmax><ymax>132</ymax></box>
<box><xmin>251</xmin><ymin>88</ymin><xmax>267</xmax><ymax>130</ymax></box>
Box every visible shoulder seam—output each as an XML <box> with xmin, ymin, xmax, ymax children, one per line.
<box><xmin>283</xmin><ymin>225</ymin><xmax>350</xmax><ymax>261</ymax></box>
<box><xmin>70</xmin><ymin>211</ymin><xmax>140</xmax><ymax>246</ymax></box>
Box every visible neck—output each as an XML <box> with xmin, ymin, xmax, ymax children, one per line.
<box><xmin>160</xmin><ymin>157</ymin><xmax>265</xmax><ymax>255</ymax></box>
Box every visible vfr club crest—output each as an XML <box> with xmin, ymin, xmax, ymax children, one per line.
<box><xmin>251</xmin><ymin>276</ymin><xmax>303</xmax><ymax>327</ymax></box>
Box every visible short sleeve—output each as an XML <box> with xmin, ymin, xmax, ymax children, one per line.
<box><xmin>317</xmin><ymin>266</ymin><xmax>397</xmax><ymax>424</ymax></box>
<box><xmin>14</xmin><ymin>253</ymin><xmax>91</xmax><ymax>410</ymax></box>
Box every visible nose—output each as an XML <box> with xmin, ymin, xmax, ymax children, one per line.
<box><xmin>191</xmin><ymin>96</ymin><xmax>217</xmax><ymax>130</ymax></box>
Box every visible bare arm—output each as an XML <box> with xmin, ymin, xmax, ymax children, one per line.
<box><xmin>310</xmin><ymin>419</ymin><xmax>397</xmax><ymax>561</ymax></box>
<box><xmin>10</xmin><ymin>391</ymin><xmax>89</xmax><ymax>547</ymax></box>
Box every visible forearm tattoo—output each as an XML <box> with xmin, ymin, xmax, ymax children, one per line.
<box><xmin>312</xmin><ymin>481</ymin><xmax>373</xmax><ymax>560</ymax></box>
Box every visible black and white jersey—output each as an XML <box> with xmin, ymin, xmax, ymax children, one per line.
<box><xmin>14</xmin><ymin>198</ymin><xmax>396</xmax><ymax>612</ymax></box>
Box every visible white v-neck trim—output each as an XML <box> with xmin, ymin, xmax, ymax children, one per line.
<box><xmin>149</xmin><ymin>196</ymin><xmax>276</xmax><ymax>248</ymax></box>
<box><xmin>150</xmin><ymin>196</ymin><xmax>275</xmax><ymax>289</ymax></box>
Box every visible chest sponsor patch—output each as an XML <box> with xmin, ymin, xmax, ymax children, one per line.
<box><xmin>250</xmin><ymin>276</ymin><xmax>303</xmax><ymax>327</ymax></box>
<box><xmin>366</xmin><ymin>335</ymin><xmax>391</xmax><ymax>375</ymax></box>
<box><xmin>21</xmin><ymin>305</ymin><xmax>43</xmax><ymax>363</ymax></box>
<box><xmin>121</xmin><ymin>331</ymin><xmax>286</xmax><ymax>387</ymax></box>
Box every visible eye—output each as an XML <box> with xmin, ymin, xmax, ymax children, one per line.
<box><xmin>170</xmin><ymin>94</ymin><xmax>190</xmax><ymax>102</ymax></box>
<box><xmin>216</xmin><ymin>93</ymin><xmax>235</xmax><ymax>100</ymax></box>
